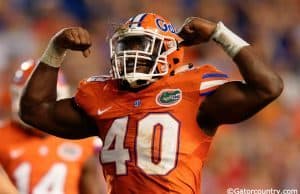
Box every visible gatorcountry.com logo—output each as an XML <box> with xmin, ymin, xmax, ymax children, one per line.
<box><xmin>156</xmin><ymin>89</ymin><xmax>182</xmax><ymax>107</ymax></box>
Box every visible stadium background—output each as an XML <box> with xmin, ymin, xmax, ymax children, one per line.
<box><xmin>0</xmin><ymin>0</ymin><xmax>299</xmax><ymax>193</ymax></box>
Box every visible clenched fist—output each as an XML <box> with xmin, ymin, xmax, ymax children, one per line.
<box><xmin>177</xmin><ymin>17</ymin><xmax>217</xmax><ymax>47</ymax></box>
<box><xmin>52</xmin><ymin>27</ymin><xmax>92</xmax><ymax>57</ymax></box>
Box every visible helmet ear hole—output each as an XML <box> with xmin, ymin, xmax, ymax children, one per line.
<box><xmin>170</xmin><ymin>70</ymin><xmax>175</xmax><ymax>76</ymax></box>
<box><xmin>173</xmin><ymin>58</ymin><xmax>179</xmax><ymax>64</ymax></box>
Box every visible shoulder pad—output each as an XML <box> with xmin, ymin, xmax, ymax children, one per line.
<box><xmin>173</xmin><ymin>63</ymin><xmax>195</xmax><ymax>75</ymax></box>
<box><xmin>86</xmin><ymin>75</ymin><xmax>112</xmax><ymax>82</ymax></box>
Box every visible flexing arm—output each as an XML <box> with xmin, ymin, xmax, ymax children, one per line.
<box><xmin>20</xmin><ymin>27</ymin><xmax>98</xmax><ymax>139</ymax></box>
<box><xmin>178</xmin><ymin>18</ymin><xmax>283</xmax><ymax>135</ymax></box>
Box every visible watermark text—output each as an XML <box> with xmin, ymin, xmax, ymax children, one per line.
<box><xmin>227</xmin><ymin>188</ymin><xmax>298</xmax><ymax>194</ymax></box>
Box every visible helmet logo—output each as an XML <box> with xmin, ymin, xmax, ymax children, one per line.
<box><xmin>155</xmin><ymin>18</ymin><xmax>176</xmax><ymax>33</ymax></box>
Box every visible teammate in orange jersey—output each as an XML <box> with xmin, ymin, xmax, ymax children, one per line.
<box><xmin>0</xmin><ymin>60</ymin><xmax>106</xmax><ymax>194</ymax></box>
<box><xmin>20</xmin><ymin>13</ymin><xmax>283</xmax><ymax>194</ymax></box>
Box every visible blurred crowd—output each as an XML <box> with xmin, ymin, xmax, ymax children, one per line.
<box><xmin>0</xmin><ymin>0</ymin><xmax>299</xmax><ymax>193</ymax></box>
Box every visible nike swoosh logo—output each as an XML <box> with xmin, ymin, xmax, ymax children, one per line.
<box><xmin>97</xmin><ymin>106</ymin><xmax>112</xmax><ymax>115</ymax></box>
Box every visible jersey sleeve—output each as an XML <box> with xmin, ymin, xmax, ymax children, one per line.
<box><xmin>74</xmin><ymin>76</ymin><xmax>109</xmax><ymax>116</ymax></box>
<box><xmin>74</xmin><ymin>79</ymin><xmax>97</xmax><ymax>116</ymax></box>
<box><xmin>198</xmin><ymin>64</ymin><xmax>229</xmax><ymax>96</ymax></box>
<box><xmin>92</xmin><ymin>136</ymin><xmax>103</xmax><ymax>154</ymax></box>
<box><xmin>0</xmin><ymin>147</ymin><xmax>7</xmax><ymax>168</ymax></box>
<box><xmin>78</xmin><ymin>137</ymin><xmax>101</xmax><ymax>161</ymax></box>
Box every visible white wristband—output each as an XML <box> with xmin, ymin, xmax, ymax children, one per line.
<box><xmin>39</xmin><ymin>39</ymin><xmax>67</xmax><ymax>68</ymax></box>
<box><xmin>211</xmin><ymin>22</ymin><xmax>250</xmax><ymax>58</ymax></box>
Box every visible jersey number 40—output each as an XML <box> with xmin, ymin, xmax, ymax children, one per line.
<box><xmin>101</xmin><ymin>113</ymin><xmax>180</xmax><ymax>175</ymax></box>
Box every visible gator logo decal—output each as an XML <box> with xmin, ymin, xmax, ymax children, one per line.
<box><xmin>156</xmin><ymin>89</ymin><xmax>182</xmax><ymax>107</ymax></box>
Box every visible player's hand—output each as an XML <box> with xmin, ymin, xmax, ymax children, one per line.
<box><xmin>177</xmin><ymin>17</ymin><xmax>217</xmax><ymax>47</ymax></box>
<box><xmin>52</xmin><ymin>27</ymin><xmax>92</xmax><ymax>57</ymax></box>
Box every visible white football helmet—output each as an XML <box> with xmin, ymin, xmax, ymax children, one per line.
<box><xmin>109</xmin><ymin>13</ymin><xmax>184</xmax><ymax>88</ymax></box>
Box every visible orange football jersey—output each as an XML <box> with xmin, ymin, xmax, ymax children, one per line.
<box><xmin>75</xmin><ymin>65</ymin><xmax>229</xmax><ymax>194</ymax></box>
<box><xmin>0</xmin><ymin>121</ymin><xmax>100</xmax><ymax>194</ymax></box>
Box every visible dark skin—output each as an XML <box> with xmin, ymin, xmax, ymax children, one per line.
<box><xmin>20</xmin><ymin>17</ymin><xmax>283</xmax><ymax>138</ymax></box>
<box><xmin>80</xmin><ymin>155</ymin><xmax>107</xmax><ymax>194</ymax></box>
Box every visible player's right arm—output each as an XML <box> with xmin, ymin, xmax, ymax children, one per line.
<box><xmin>20</xmin><ymin>27</ymin><xmax>98</xmax><ymax>139</ymax></box>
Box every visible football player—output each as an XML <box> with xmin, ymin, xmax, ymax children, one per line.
<box><xmin>0</xmin><ymin>60</ymin><xmax>106</xmax><ymax>194</ymax></box>
<box><xmin>19</xmin><ymin>13</ymin><xmax>283</xmax><ymax>194</ymax></box>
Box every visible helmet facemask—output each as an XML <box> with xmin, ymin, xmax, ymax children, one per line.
<box><xmin>110</xmin><ymin>27</ymin><xmax>178</xmax><ymax>88</ymax></box>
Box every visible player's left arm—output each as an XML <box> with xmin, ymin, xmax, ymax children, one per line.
<box><xmin>178</xmin><ymin>17</ymin><xmax>283</xmax><ymax>135</ymax></box>
<box><xmin>79</xmin><ymin>155</ymin><xmax>107</xmax><ymax>194</ymax></box>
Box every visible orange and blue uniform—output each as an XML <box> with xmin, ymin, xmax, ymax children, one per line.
<box><xmin>75</xmin><ymin>64</ymin><xmax>228</xmax><ymax>194</ymax></box>
<box><xmin>0</xmin><ymin>121</ymin><xmax>99</xmax><ymax>194</ymax></box>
